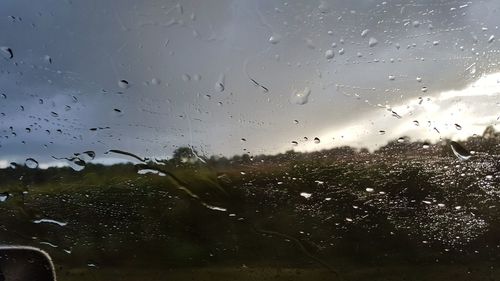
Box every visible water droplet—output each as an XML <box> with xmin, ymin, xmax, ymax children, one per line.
<box><xmin>269</xmin><ymin>35</ymin><xmax>280</xmax><ymax>44</ymax></box>
<box><xmin>293</xmin><ymin>119</ymin><xmax>299</xmax><ymax>124</ymax></box>
<box><xmin>388</xmin><ymin>75</ymin><xmax>395</xmax><ymax>81</ymax></box>
<box><xmin>325</xmin><ymin>49</ymin><xmax>334</xmax><ymax>59</ymax></box>
<box><xmin>314</xmin><ymin>137</ymin><xmax>320</xmax><ymax>144</ymax></box>
<box><xmin>486</xmin><ymin>175</ymin><xmax>493</xmax><ymax>180</ymax></box>
<box><xmin>137</xmin><ymin>169</ymin><xmax>166</xmax><ymax>176</ymax></box>
<box><xmin>422</xmin><ymin>143</ymin><xmax>430</xmax><ymax>149</ymax></box>
<box><xmin>151</xmin><ymin>78</ymin><xmax>161</xmax><ymax>85</ymax></box>
<box><xmin>118</xmin><ymin>80</ymin><xmax>129</xmax><ymax>89</ymax></box>
<box><xmin>290</xmin><ymin>87</ymin><xmax>311</xmax><ymax>105</ymax></box>
<box><xmin>50</xmin><ymin>111</ymin><xmax>58</xmax><ymax>117</ymax></box>
<box><xmin>44</xmin><ymin>55</ymin><xmax>52</xmax><ymax>64</ymax></box>
<box><xmin>83</xmin><ymin>151</ymin><xmax>96</xmax><ymax>160</ymax></box>
<box><xmin>454</xmin><ymin>124</ymin><xmax>462</xmax><ymax>130</ymax></box>
<box><xmin>397</xmin><ymin>137</ymin><xmax>405</xmax><ymax>143</ymax></box>
<box><xmin>432</xmin><ymin>40</ymin><xmax>439</xmax><ymax>46</ymax></box>
<box><xmin>391</xmin><ymin>110</ymin><xmax>402</xmax><ymax>119</ymax></box>
<box><xmin>450</xmin><ymin>141</ymin><xmax>471</xmax><ymax>161</ymax></box>
<box><xmin>215</xmin><ymin>74</ymin><xmax>225</xmax><ymax>92</ymax></box>
<box><xmin>0</xmin><ymin>192</ymin><xmax>9</xmax><ymax>202</ymax></box>
<box><xmin>33</xmin><ymin>218</ymin><xmax>67</xmax><ymax>226</ymax></box>
<box><xmin>300</xmin><ymin>192</ymin><xmax>312</xmax><ymax>199</ymax></box>
<box><xmin>365</xmin><ymin>187</ymin><xmax>374</xmax><ymax>192</ymax></box>
<box><xmin>318</xmin><ymin>1</ymin><xmax>330</xmax><ymax>13</ymax></box>
<box><xmin>338</xmin><ymin>48</ymin><xmax>345</xmax><ymax>55</ymax></box>
<box><xmin>413</xmin><ymin>120</ymin><xmax>420</xmax><ymax>126</ymax></box>
<box><xmin>421</xmin><ymin>87</ymin><xmax>428</xmax><ymax>92</ymax></box>
<box><xmin>182</xmin><ymin>74</ymin><xmax>191</xmax><ymax>81</ymax></box>
<box><xmin>291</xmin><ymin>141</ymin><xmax>298</xmax><ymax>146</ymax></box>
<box><xmin>67</xmin><ymin>158</ymin><xmax>86</xmax><ymax>171</ymax></box>
<box><xmin>378</xmin><ymin>130</ymin><xmax>386</xmax><ymax>135</ymax></box>
<box><xmin>368</xmin><ymin>37</ymin><xmax>378</xmax><ymax>47</ymax></box>
<box><xmin>25</xmin><ymin>158</ymin><xmax>39</xmax><ymax>169</ymax></box>
<box><xmin>488</xmin><ymin>35</ymin><xmax>495</xmax><ymax>43</ymax></box>
<box><xmin>0</xmin><ymin>46</ymin><xmax>13</xmax><ymax>59</ymax></box>
<box><xmin>416</xmin><ymin>77</ymin><xmax>422</xmax><ymax>82</ymax></box>
<box><xmin>361</xmin><ymin>29</ymin><xmax>369</xmax><ymax>38</ymax></box>
<box><xmin>240</xmin><ymin>138</ymin><xmax>246</xmax><ymax>142</ymax></box>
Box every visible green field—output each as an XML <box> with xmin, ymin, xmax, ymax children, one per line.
<box><xmin>1</xmin><ymin>134</ymin><xmax>500</xmax><ymax>280</ymax></box>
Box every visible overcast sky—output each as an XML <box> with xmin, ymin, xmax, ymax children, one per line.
<box><xmin>0</xmin><ymin>0</ymin><xmax>500</xmax><ymax>166</ymax></box>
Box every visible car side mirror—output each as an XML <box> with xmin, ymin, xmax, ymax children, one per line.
<box><xmin>0</xmin><ymin>246</ymin><xmax>56</xmax><ymax>281</ymax></box>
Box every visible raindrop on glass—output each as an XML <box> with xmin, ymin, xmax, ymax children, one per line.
<box><xmin>118</xmin><ymin>80</ymin><xmax>129</xmax><ymax>89</ymax></box>
<box><xmin>325</xmin><ymin>49</ymin><xmax>334</xmax><ymax>59</ymax></box>
<box><xmin>300</xmin><ymin>192</ymin><xmax>312</xmax><ymax>199</ymax></box>
<box><xmin>450</xmin><ymin>141</ymin><xmax>471</xmax><ymax>161</ymax></box>
<box><xmin>0</xmin><ymin>46</ymin><xmax>13</xmax><ymax>59</ymax></box>
<box><xmin>25</xmin><ymin>158</ymin><xmax>39</xmax><ymax>169</ymax></box>
<box><xmin>44</xmin><ymin>55</ymin><xmax>52</xmax><ymax>64</ymax></box>
<box><xmin>269</xmin><ymin>35</ymin><xmax>280</xmax><ymax>44</ymax></box>
<box><xmin>290</xmin><ymin>87</ymin><xmax>311</xmax><ymax>105</ymax></box>
<box><xmin>215</xmin><ymin>74</ymin><xmax>225</xmax><ymax>92</ymax></box>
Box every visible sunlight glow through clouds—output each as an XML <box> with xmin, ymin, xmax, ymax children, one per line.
<box><xmin>295</xmin><ymin>72</ymin><xmax>500</xmax><ymax>152</ymax></box>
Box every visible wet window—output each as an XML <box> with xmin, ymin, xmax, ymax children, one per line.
<box><xmin>1</xmin><ymin>0</ymin><xmax>500</xmax><ymax>280</ymax></box>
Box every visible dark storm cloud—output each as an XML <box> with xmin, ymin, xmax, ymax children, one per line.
<box><xmin>0</xmin><ymin>0</ymin><xmax>499</xmax><ymax>165</ymax></box>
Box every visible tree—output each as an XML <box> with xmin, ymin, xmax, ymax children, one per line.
<box><xmin>172</xmin><ymin>146</ymin><xmax>197</xmax><ymax>164</ymax></box>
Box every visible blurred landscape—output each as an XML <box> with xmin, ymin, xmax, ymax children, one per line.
<box><xmin>1</xmin><ymin>127</ymin><xmax>500</xmax><ymax>280</ymax></box>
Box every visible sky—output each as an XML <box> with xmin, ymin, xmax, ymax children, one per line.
<box><xmin>0</xmin><ymin>0</ymin><xmax>500</xmax><ymax>167</ymax></box>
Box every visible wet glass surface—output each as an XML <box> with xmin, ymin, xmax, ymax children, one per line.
<box><xmin>1</xmin><ymin>0</ymin><xmax>500</xmax><ymax>280</ymax></box>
